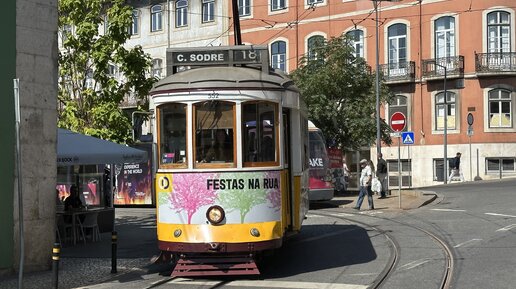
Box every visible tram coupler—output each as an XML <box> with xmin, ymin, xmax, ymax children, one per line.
<box><xmin>51</xmin><ymin>242</ymin><xmax>60</xmax><ymax>289</ymax></box>
<box><xmin>111</xmin><ymin>231</ymin><xmax>117</xmax><ymax>273</ymax></box>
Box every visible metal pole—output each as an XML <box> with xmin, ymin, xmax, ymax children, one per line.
<box><xmin>231</xmin><ymin>0</ymin><xmax>242</xmax><ymax>45</ymax></box>
<box><xmin>374</xmin><ymin>0</ymin><xmax>381</xmax><ymax>156</ymax></box>
<box><xmin>51</xmin><ymin>243</ymin><xmax>60</xmax><ymax>289</ymax></box>
<box><xmin>469</xmin><ymin>135</ymin><xmax>472</xmax><ymax>181</ymax></box>
<box><xmin>14</xmin><ymin>79</ymin><xmax>25</xmax><ymax>289</ymax></box>
<box><xmin>167</xmin><ymin>0</ymin><xmax>170</xmax><ymax>48</ymax></box>
<box><xmin>444</xmin><ymin>67</ymin><xmax>447</xmax><ymax>184</ymax></box>
<box><xmin>398</xmin><ymin>136</ymin><xmax>401</xmax><ymax>209</ymax></box>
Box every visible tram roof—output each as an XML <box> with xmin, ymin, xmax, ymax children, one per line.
<box><xmin>150</xmin><ymin>66</ymin><xmax>300</xmax><ymax>95</ymax></box>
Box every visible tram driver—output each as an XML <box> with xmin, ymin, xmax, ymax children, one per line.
<box><xmin>203</xmin><ymin>129</ymin><xmax>233</xmax><ymax>163</ymax></box>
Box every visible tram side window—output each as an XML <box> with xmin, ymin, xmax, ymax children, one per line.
<box><xmin>195</xmin><ymin>101</ymin><xmax>235</xmax><ymax>165</ymax></box>
<box><xmin>242</xmin><ymin>102</ymin><xmax>278</xmax><ymax>165</ymax></box>
<box><xmin>159</xmin><ymin>104</ymin><xmax>187</xmax><ymax>166</ymax></box>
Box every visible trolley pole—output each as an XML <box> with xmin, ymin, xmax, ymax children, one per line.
<box><xmin>111</xmin><ymin>231</ymin><xmax>118</xmax><ymax>273</ymax></box>
<box><xmin>51</xmin><ymin>243</ymin><xmax>60</xmax><ymax>289</ymax></box>
<box><xmin>398</xmin><ymin>136</ymin><xmax>401</xmax><ymax>209</ymax></box>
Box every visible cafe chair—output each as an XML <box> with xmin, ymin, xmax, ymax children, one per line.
<box><xmin>81</xmin><ymin>212</ymin><xmax>101</xmax><ymax>242</ymax></box>
<box><xmin>56</xmin><ymin>215</ymin><xmax>73</xmax><ymax>244</ymax></box>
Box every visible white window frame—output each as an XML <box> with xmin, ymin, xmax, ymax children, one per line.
<box><xmin>152</xmin><ymin>59</ymin><xmax>163</xmax><ymax>79</ymax></box>
<box><xmin>434</xmin><ymin>16</ymin><xmax>456</xmax><ymax>59</ymax></box>
<box><xmin>483</xmin><ymin>85</ymin><xmax>516</xmax><ymax>132</ymax></box>
<box><xmin>202</xmin><ymin>0</ymin><xmax>215</xmax><ymax>23</ymax></box>
<box><xmin>488</xmin><ymin>88</ymin><xmax>512</xmax><ymax>128</ymax></box>
<box><xmin>130</xmin><ymin>9</ymin><xmax>140</xmax><ymax>36</ymax></box>
<box><xmin>431</xmin><ymin>90</ymin><xmax>460</xmax><ymax>134</ymax></box>
<box><xmin>387</xmin><ymin>23</ymin><xmax>408</xmax><ymax>76</ymax></box>
<box><xmin>176</xmin><ymin>0</ymin><xmax>188</xmax><ymax>28</ymax></box>
<box><xmin>482</xmin><ymin>8</ymin><xmax>516</xmax><ymax>53</ymax></box>
<box><xmin>346</xmin><ymin>29</ymin><xmax>364</xmax><ymax>59</ymax></box>
<box><xmin>270</xmin><ymin>40</ymin><xmax>287</xmax><ymax>72</ymax></box>
<box><xmin>306</xmin><ymin>34</ymin><xmax>325</xmax><ymax>60</ymax></box>
<box><xmin>271</xmin><ymin>0</ymin><xmax>286</xmax><ymax>11</ymax></box>
<box><xmin>238</xmin><ymin>0</ymin><xmax>251</xmax><ymax>17</ymax></box>
<box><xmin>151</xmin><ymin>5</ymin><xmax>163</xmax><ymax>32</ymax></box>
<box><xmin>435</xmin><ymin>91</ymin><xmax>457</xmax><ymax>131</ymax></box>
<box><xmin>487</xmin><ymin>11</ymin><xmax>511</xmax><ymax>53</ymax></box>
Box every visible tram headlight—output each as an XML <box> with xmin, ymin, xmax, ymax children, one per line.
<box><xmin>250</xmin><ymin>228</ymin><xmax>260</xmax><ymax>237</ymax></box>
<box><xmin>174</xmin><ymin>229</ymin><xmax>182</xmax><ymax>238</ymax></box>
<box><xmin>206</xmin><ymin>205</ymin><xmax>225</xmax><ymax>225</ymax></box>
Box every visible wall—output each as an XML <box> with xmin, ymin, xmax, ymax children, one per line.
<box><xmin>10</xmin><ymin>0</ymin><xmax>58</xmax><ymax>272</ymax></box>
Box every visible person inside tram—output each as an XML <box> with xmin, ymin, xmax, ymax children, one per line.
<box><xmin>260</xmin><ymin>135</ymin><xmax>274</xmax><ymax>162</ymax></box>
<box><xmin>164</xmin><ymin>114</ymin><xmax>186</xmax><ymax>163</ymax></box>
<box><xmin>204</xmin><ymin>129</ymin><xmax>233</xmax><ymax>163</ymax></box>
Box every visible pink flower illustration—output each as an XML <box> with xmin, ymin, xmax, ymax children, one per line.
<box><xmin>169</xmin><ymin>173</ymin><xmax>217</xmax><ymax>224</ymax></box>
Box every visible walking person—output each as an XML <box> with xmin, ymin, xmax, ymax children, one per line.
<box><xmin>448</xmin><ymin>152</ymin><xmax>465</xmax><ymax>182</ymax></box>
<box><xmin>377</xmin><ymin>153</ymin><xmax>388</xmax><ymax>198</ymax></box>
<box><xmin>353</xmin><ymin>159</ymin><xmax>374</xmax><ymax>210</ymax></box>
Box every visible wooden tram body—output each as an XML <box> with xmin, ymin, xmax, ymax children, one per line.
<box><xmin>149</xmin><ymin>46</ymin><xmax>309</xmax><ymax>276</ymax></box>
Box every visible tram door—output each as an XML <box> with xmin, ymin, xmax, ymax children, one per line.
<box><xmin>282</xmin><ymin>109</ymin><xmax>293</xmax><ymax>229</ymax></box>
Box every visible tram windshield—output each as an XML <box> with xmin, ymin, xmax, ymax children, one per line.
<box><xmin>195</xmin><ymin>101</ymin><xmax>235</xmax><ymax>166</ymax></box>
<box><xmin>159</xmin><ymin>103</ymin><xmax>187</xmax><ymax>166</ymax></box>
<box><xmin>242</xmin><ymin>102</ymin><xmax>278</xmax><ymax>165</ymax></box>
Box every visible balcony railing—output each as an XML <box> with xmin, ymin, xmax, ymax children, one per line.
<box><xmin>422</xmin><ymin>56</ymin><xmax>464</xmax><ymax>80</ymax></box>
<box><xmin>475</xmin><ymin>52</ymin><xmax>516</xmax><ymax>75</ymax></box>
<box><xmin>379</xmin><ymin>61</ymin><xmax>415</xmax><ymax>83</ymax></box>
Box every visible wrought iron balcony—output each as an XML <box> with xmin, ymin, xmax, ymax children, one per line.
<box><xmin>475</xmin><ymin>52</ymin><xmax>516</xmax><ymax>76</ymax></box>
<box><xmin>379</xmin><ymin>61</ymin><xmax>415</xmax><ymax>84</ymax></box>
<box><xmin>422</xmin><ymin>56</ymin><xmax>464</xmax><ymax>80</ymax></box>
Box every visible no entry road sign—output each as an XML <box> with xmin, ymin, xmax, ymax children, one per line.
<box><xmin>390</xmin><ymin>112</ymin><xmax>406</xmax><ymax>132</ymax></box>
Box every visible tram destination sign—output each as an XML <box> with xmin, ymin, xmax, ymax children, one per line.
<box><xmin>170</xmin><ymin>48</ymin><xmax>263</xmax><ymax>66</ymax></box>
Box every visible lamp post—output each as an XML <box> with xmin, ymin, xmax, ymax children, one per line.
<box><xmin>372</xmin><ymin>0</ymin><xmax>399</xmax><ymax>156</ymax></box>
<box><xmin>373</xmin><ymin>0</ymin><xmax>381</xmax><ymax>157</ymax></box>
<box><xmin>433</xmin><ymin>61</ymin><xmax>448</xmax><ymax>184</ymax></box>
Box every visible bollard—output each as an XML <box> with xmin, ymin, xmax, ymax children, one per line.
<box><xmin>52</xmin><ymin>242</ymin><xmax>60</xmax><ymax>289</ymax></box>
<box><xmin>111</xmin><ymin>231</ymin><xmax>117</xmax><ymax>273</ymax></box>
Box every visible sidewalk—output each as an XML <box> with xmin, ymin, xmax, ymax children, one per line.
<box><xmin>0</xmin><ymin>190</ymin><xmax>436</xmax><ymax>289</ymax></box>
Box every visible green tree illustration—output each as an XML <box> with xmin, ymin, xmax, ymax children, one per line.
<box><xmin>217</xmin><ymin>172</ymin><xmax>268</xmax><ymax>223</ymax></box>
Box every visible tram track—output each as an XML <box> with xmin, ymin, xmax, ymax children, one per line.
<box><xmin>310</xmin><ymin>210</ymin><xmax>454</xmax><ymax>289</ymax></box>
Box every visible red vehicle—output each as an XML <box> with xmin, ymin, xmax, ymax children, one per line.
<box><xmin>308</xmin><ymin>121</ymin><xmax>334</xmax><ymax>201</ymax></box>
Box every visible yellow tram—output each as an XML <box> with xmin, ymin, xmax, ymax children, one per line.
<box><xmin>150</xmin><ymin>46</ymin><xmax>309</xmax><ymax>276</ymax></box>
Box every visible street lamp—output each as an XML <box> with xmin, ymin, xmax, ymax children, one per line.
<box><xmin>372</xmin><ymin>0</ymin><xmax>400</xmax><ymax>156</ymax></box>
<box><xmin>433</xmin><ymin>61</ymin><xmax>448</xmax><ymax>184</ymax></box>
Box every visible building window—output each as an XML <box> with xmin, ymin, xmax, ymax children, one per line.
<box><xmin>388</xmin><ymin>95</ymin><xmax>408</xmax><ymax>131</ymax></box>
<box><xmin>152</xmin><ymin>59</ymin><xmax>163</xmax><ymax>79</ymax></box>
<box><xmin>159</xmin><ymin>103</ymin><xmax>187</xmax><ymax>167</ymax></box>
<box><xmin>107</xmin><ymin>64</ymin><xmax>119</xmax><ymax>78</ymax></box>
<box><xmin>387</xmin><ymin>159</ymin><xmax>411</xmax><ymax>187</ymax></box>
<box><xmin>307</xmin><ymin>0</ymin><xmax>323</xmax><ymax>6</ymax></box>
<box><xmin>176</xmin><ymin>0</ymin><xmax>188</xmax><ymax>28</ymax></box>
<box><xmin>388</xmin><ymin>23</ymin><xmax>407</xmax><ymax>75</ymax></box>
<box><xmin>238</xmin><ymin>0</ymin><xmax>251</xmax><ymax>17</ymax></box>
<box><xmin>271</xmin><ymin>0</ymin><xmax>285</xmax><ymax>11</ymax></box>
<box><xmin>346</xmin><ymin>29</ymin><xmax>364</xmax><ymax>58</ymax></box>
<box><xmin>486</xmin><ymin>158</ymin><xmax>516</xmax><ymax>174</ymax></box>
<box><xmin>307</xmin><ymin>35</ymin><xmax>325</xmax><ymax>60</ymax></box>
<box><xmin>151</xmin><ymin>5</ymin><xmax>163</xmax><ymax>32</ymax></box>
<box><xmin>130</xmin><ymin>9</ymin><xmax>139</xmax><ymax>35</ymax></box>
<box><xmin>242</xmin><ymin>102</ymin><xmax>278</xmax><ymax>165</ymax></box>
<box><xmin>487</xmin><ymin>11</ymin><xmax>511</xmax><ymax>53</ymax></box>
<box><xmin>202</xmin><ymin>0</ymin><xmax>215</xmax><ymax>23</ymax></box>
<box><xmin>271</xmin><ymin>41</ymin><xmax>286</xmax><ymax>72</ymax></box>
<box><xmin>433</xmin><ymin>158</ymin><xmax>453</xmax><ymax>182</ymax></box>
<box><xmin>488</xmin><ymin>88</ymin><xmax>512</xmax><ymax>128</ymax></box>
<box><xmin>104</xmin><ymin>15</ymin><xmax>109</xmax><ymax>34</ymax></box>
<box><xmin>60</xmin><ymin>24</ymin><xmax>72</xmax><ymax>45</ymax></box>
<box><xmin>435</xmin><ymin>91</ymin><xmax>456</xmax><ymax>130</ymax></box>
<box><xmin>435</xmin><ymin>16</ymin><xmax>455</xmax><ymax>59</ymax></box>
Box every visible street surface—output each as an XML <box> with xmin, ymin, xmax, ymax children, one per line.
<box><xmin>2</xmin><ymin>178</ymin><xmax>515</xmax><ymax>289</ymax></box>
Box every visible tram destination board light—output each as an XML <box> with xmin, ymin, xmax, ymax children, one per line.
<box><xmin>169</xmin><ymin>47</ymin><xmax>265</xmax><ymax>67</ymax></box>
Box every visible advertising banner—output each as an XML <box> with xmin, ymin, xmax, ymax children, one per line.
<box><xmin>156</xmin><ymin>171</ymin><xmax>281</xmax><ymax>224</ymax></box>
<box><xmin>114</xmin><ymin>144</ymin><xmax>153</xmax><ymax>205</ymax></box>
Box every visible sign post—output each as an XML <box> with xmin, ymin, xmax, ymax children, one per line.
<box><xmin>467</xmin><ymin>113</ymin><xmax>474</xmax><ymax>181</ymax></box>
<box><xmin>390</xmin><ymin>112</ymin><xmax>406</xmax><ymax>209</ymax></box>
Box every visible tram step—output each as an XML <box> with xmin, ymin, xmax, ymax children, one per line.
<box><xmin>172</xmin><ymin>255</ymin><xmax>260</xmax><ymax>276</ymax></box>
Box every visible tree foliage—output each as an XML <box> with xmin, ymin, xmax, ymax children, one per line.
<box><xmin>291</xmin><ymin>35</ymin><xmax>393</xmax><ymax>150</ymax></box>
<box><xmin>58</xmin><ymin>0</ymin><xmax>155</xmax><ymax>143</ymax></box>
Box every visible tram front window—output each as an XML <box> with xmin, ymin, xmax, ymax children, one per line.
<box><xmin>195</xmin><ymin>101</ymin><xmax>235</xmax><ymax>166</ymax></box>
<box><xmin>159</xmin><ymin>103</ymin><xmax>187</xmax><ymax>166</ymax></box>
<box><xmin>242</xmin><ymin>102</ymin><xmax>278</xmax><ymax>165</ymax></box>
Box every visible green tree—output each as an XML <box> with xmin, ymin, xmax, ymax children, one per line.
<box><xmin>58</xmin><ymin>0</ymin><xmax>155</xmax><ymax>143</ymax></box>
<box><xmin>291</xmin><ymin>35</ymin><xmax>393</xmax><ymax>150</ymax></box>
